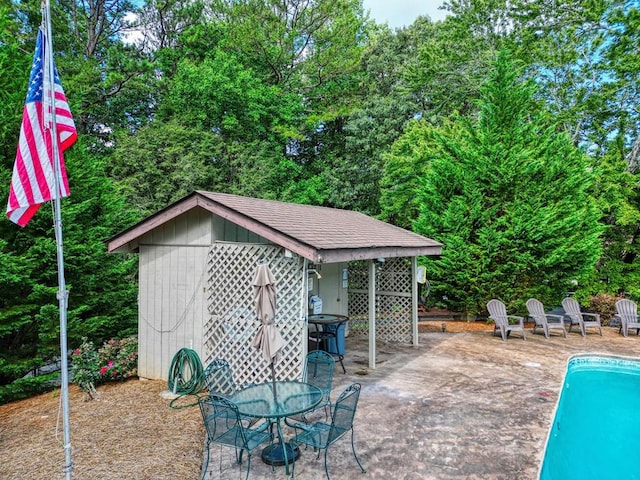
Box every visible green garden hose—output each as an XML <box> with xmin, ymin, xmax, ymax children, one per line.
<box><xmin>167</xmin><ymin>347</ymin><xmax>204</xmax><ymax>396</ymax></box>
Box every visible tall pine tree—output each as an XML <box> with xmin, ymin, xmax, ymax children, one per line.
<box><xmin>412</xmin><ymin>51</ymin><xmax>602</xmax><ymax>313</ymax></box>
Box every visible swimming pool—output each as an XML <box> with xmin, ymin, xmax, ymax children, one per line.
<box><xmin>539</xmin><ymin>354</ymin><xmax>640</xmax><ymax>480</ymax></box>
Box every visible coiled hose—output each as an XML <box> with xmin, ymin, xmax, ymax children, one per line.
<box><xmin>167</xmin><ymin>348</ymin><xmax>204</xmax><ymax>408</ymax></box>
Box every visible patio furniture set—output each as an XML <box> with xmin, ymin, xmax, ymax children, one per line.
<box><xmin>487</xmin><ymin>298</ymin><xmax>640</xmax><ymax>341</ymax></box>
<box><xmin>198</xmin><ymin>351</ymin><xmax>366</xmax><ymax>480</ymax></box>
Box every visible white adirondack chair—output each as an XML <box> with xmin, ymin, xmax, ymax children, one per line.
<box><xmin>486</xmin><ymin>299</ymin><xmax>526</xmax><ymax>341</ymax></box>
<box><xmin>526</xmin><ymin>298</ymin><xmax>567</xmax><ymax>339</ymax></box>
<box><xmin>614</xmin><ymin>299</ymin><xmax>640</xmax><ymax>337</ymax></box>
<box><xmin>561</xmin><ymin>297</ymin><xmax>602</xmax><ymax>337</ymax></box>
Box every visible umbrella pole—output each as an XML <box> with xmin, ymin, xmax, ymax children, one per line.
<box><xmin>270</xmin><ymin>362</ymin><xmax>278</xmax><ymax>404</ymax></box>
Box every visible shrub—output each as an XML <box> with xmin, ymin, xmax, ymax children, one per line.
<box><xmin>70</xmin><ymin>336</ymin><xmax>138</xmax><ymax>399</ymax></box>
<box><xmin>70</xmin><ymin>339</ymin><xmax>101</xmax><ymax>399</ymax></box>
<box><xmin>588</xmin><ymin>293</ymin><xmax>619</xmax><ymax>326</ymax></box>
<box><xmin>0</xmin><ymin>373</ymin><xmax>59</xmax><ymax>404</ymax></box>
<box><xmin>97</xmin><ymin>337</ymin><xmax>138</xmax><ymax>381</ymax></box>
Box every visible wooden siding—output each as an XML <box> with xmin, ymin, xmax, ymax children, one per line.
<box><xmin>311</xmin><ymin>262</ymin><xmax>349</xmax><ymax>316</ymax></box>
<box><xmin>139</xmin><ymin>207</ymin><xmax>213</xmax><ymax>247</ymax></box>
<box><xmin>218</xmin><ymin>216</ymin><xmax>266</xmax><ymax>243</ymax></box>
<box><xmin>138</xmin><ymin>244</ymin><xmax>209</xmax><ymax>380</ymax></box>
<box><xmin>137</xmin><ymin>213</ymin><xmax>269</xmax><ymax>380</ymax></box>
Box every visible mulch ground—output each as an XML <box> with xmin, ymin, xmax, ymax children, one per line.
<box><xmin>419</xmin><ymin>320</ymin><xmax>495</xmax><ymax>333</ymax></box>
<box><xmin>0</xmin><ymin>378</ymin><xmax>203</xmax><ymax>480</ymax></box>
<box><xmin>417</xmin><ymin>307</ymin><xmax>534</xmax><ymax>333</ymax></box>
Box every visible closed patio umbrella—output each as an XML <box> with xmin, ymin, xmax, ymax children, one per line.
<box><xmin>252</xmin><ymin>261</ymin><xmax>284</xmax><ymax>402</ymax></box>
<box><xmin>251</xmin><ymin>261</ymin><xmax>300</xmax><ymax>467</ymax></box>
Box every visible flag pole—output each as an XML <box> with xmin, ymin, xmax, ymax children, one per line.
<box><xmin>43</xmin><ymin>1</ymin><xmax>73</xmax><ymax>478</ymax></box>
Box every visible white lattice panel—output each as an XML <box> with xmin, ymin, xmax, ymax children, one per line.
<box><xmin>204</xmin><ymin>243</ymin><xmax>305</xmax><ymax>386</ymax></box>
<box><xmin>347</xmin><ymin>259</ymin><xmax>412</xmax><ymax>343</ymax></box>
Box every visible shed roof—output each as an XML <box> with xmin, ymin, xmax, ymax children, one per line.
<box><xmin>107</xmin><ymin>191</ymin><xmax>442</xmax><ymax>263</ymax></box>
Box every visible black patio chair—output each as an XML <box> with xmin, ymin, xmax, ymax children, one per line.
<box><xmin>289</xmin><ymin>383</ymin><xmax>366</xmax><ymax>480</ymax></box>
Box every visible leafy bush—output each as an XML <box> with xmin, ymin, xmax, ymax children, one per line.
<box><xmin>70</xmin><ymin>339</ymin><xmax>101</xmax><ymax>399</ymax></box>
<box><xmin>0</xmin><ymin>373</ymin><xmax>59</xmax><ymax>404</ymax></box>
<box><xmin>70</xmin><ymin>336</ymin><xmax>138</xmax><ymax>399</ymax></box>
<box><xmin>97</xmin><ymin>337</ymin><xmax>138</xmax><ymax>381</ymax></box>
<box><xmin>588</xmin><ymin>293</ymin><xmax>620</xmax><ymax>326</ymax></box>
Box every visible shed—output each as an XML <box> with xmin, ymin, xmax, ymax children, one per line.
<box><xmin>107</xmin><ymin>191</ymin><xmax>442</xmax><ymax>385</ymax></box>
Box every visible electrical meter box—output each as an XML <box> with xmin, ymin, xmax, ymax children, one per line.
<box><xmin>309</xmin><ymin>295</ymin><xmax>323</xmax><ymax>315</ymax></box>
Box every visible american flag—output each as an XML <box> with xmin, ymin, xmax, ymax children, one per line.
<box><xmin>6</xmin><ymin>27</ymin><xmax>77</xmax><ymax>227</ymax></box>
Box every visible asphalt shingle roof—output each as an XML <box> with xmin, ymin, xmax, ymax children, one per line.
<box><xmin>108</xmin><ymin>191</ymin><xmax>442</xmax><ymax>262</ymax></box>
<box><xmin>198</xmin><ymin>191</ymin><xmax>439</xmax><ymax>250</ymax></box>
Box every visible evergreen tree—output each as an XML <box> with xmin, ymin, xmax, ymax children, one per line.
<box><xmin>379</xmin><ymin>119</ymin><xmax>443</xmax><ymax>229</ymax></box>
<box><xmin>0</xmin><ymin>139</ymin><xmax>138</xmax><ymax>390</ymax></box>
<box><xmin>412</xmin><ymin>51</ymin><xmax>602</xmax><ymax>313</ymax></box>
<box><xmin>591</xmin><ymin>145</ymin><xmax>640</xmax><ymax>299</ymax></box>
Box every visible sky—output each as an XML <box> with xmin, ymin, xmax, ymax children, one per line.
<box><xmin>362</xmin><ymin>0</ymin><xmax>449</xmax><ymax>29</ymax></box>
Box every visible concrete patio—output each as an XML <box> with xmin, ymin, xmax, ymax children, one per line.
<box><xmin>203</xmin><ymin>326</ymin><xmax>640</xmax><ymax>479</ymax></box>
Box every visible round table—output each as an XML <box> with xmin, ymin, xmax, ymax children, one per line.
<box><xmin>229</xmin><ymin>381</ymin><xmax>322</xmax><ymax>473</ymax></box>
<box><xmin>308</xmin><ymin>314</ymin><xmax>348</xmax><ymax>373</ymax></box>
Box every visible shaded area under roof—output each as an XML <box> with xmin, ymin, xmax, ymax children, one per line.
<box><xmin>107</xmin><ymin>191</ymin><xmax>442</xmax><ymax>263</ymax></box>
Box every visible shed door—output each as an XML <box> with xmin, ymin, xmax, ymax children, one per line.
<box><xmin>204</xmin><ymin>243</ymin><xmax>305</xmax><ymax>386</ymax></box>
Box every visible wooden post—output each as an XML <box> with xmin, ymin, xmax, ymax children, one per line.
<box><xmin>368</xmin><ymin>260</ymin><xmax>376</xmax><ymax>369</ymax></box>
<box><xmin>412</xmin><ymin>256</ymin><xmax>419</xmax><ymax>346</ymax></box>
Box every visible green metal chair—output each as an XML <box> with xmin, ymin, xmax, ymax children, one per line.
<box><xmin>286</xmin><ymin>350</ymin><xmax>335</xmax><ymax>427</ymax></box>
<box><xmin>203</xmin><ymin>359</ymin><xmax>239</xmax><ymax>396</ymax></box>
<box><xmin>290</xmin><ymin>383</ymin><xmax>366</xmax><ymax>480</ymax></box>
<box><xmin>203</xmin><ymin>359</ymin><xmax>259</xmax><ymax>426</ymax></box>
<box><xmin>198</xmin><ymin>394</ymin><xmax>271</xmax><ymax>480</ymax></box>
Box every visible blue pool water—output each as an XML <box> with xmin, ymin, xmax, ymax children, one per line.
<box><xmin>539</xmin><ymin>355</ymin><xmax>640</xmax><ymax>480</ymax></box>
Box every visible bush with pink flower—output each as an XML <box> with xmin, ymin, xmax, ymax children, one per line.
<box><xmin>71</xmin><ymin>336</ymin><xmax>138</xmax><ymax>399</ymax></box>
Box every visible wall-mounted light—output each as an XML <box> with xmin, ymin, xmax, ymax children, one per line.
<box><xmin>308</xmin><ymin>263</ymin><xmax>322</xmax><ymax>279</ymax></box>
<box><xmin>309</xmin><ymin>269</ymin><xmax>322</xmax><ymax>279</ymax></box>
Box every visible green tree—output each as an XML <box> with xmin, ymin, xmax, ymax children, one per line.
<box><xmin>517</xmin><ymin>1</ymin><xmax>640</xmax><ymax>301</ymax></box>
<box><xmin>379</xmin><ymin>119</ymin><xmax>458</xmax><ymax>229</ymax></box>
<box><xmin>0</xmin><ymin>2</ymin><xmax>30</xmax><ymax>163</ymax></box>
<box><xmin>201</xmin><ymin>0</ymin><xmax>369</xmax><ymax>208</ymax></box>
<box><xmin>591</xmin><ymin>143</ymin><xmax>640</xmax><ymax>299</ymax></box>
<box><xmin>162</xmin><ymin>50</ymin><xmax>301</xmax><ymax>142</ymax></box>
<box><xmin>121</xmin><ymin>0</ymin><xmax>371</xmax><ymax>212</ymax></box>
<box><xmin>411</xmin><ymin>51</ymin><xmax>602</xmax><ymax>313</ymax></box>
<box><xmin>333</xmin><ymin>21</ymin><xmax>431</xmax><ymax>215</ymax></box>
<box><xmin>110</xmin><ymin>119</ymin><xmax>224</xmax><ymax>215</ymax></box>
<box><xmin>0</xmin><ymin>138</ymin><xmax>138</xmax><ymax>386</ymax></box>
<box><xmin>0</xmin><ymin>0</ymin><xmax>143</xmax><ymax>393</ymax></box>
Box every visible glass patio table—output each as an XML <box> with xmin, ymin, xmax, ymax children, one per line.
<box><xmin>229</xmin><ymin>380</ymin><xmax>322</xmax><ymax>474</ymax></box>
